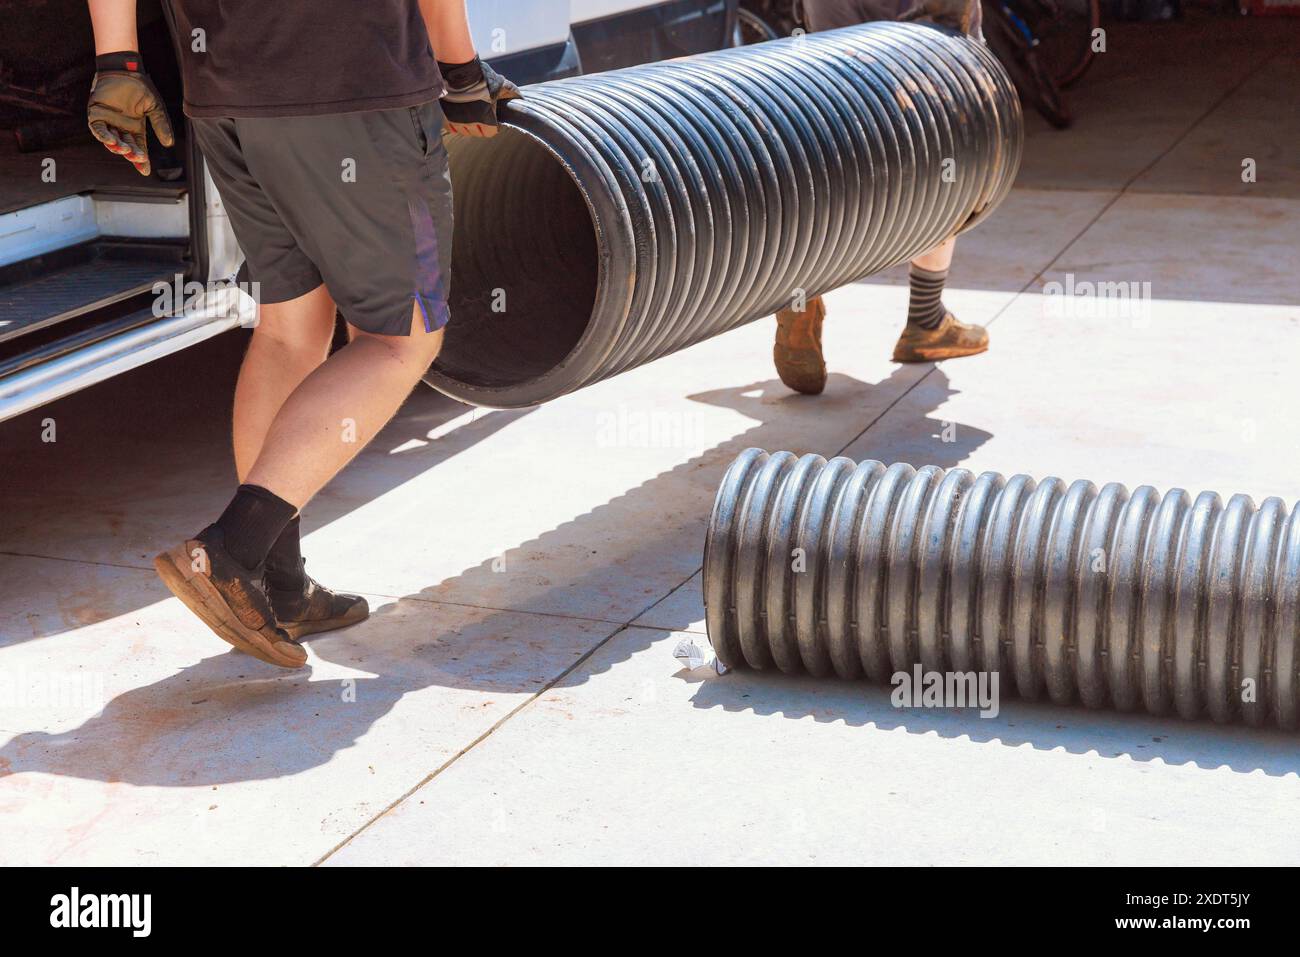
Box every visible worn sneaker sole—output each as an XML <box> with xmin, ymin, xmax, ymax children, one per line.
<box><xmin>892</xmin><ymin>341</ymin><xmax>989</xmax><ymax>363</ymax></box>
<box><xmin>773</xmin><ymin>347</ymin><xmax>827</xmax><ymax>395</ymax></box>
<box><xmin>153</xmin><ymin>544</ymin><xmax>308</xmax><ymax>669</ymax></box>
<box><xmin>279</xmin><ymin>600</ymin><xmax>371</xmax><ymax>642</ymax></box>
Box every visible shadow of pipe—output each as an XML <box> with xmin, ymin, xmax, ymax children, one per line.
<box><xmin>679</xmin><ymin>665</ymin><xmax>1300</xmax><ymax>777</ymax></box>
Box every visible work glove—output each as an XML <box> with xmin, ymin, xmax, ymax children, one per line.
<box><xmin>438</xmin><ymin>56</ymin><xmax>521</xmax><ymax>138</ymax></box>
<box><xmin>87</xmin><ymin>51</ymin><xmax>175</xmax><ymax>177</ymax></box>
<box><xmin>899</xmin><ymin>0</ymin><xmax>982</xmax><ymax>35</ymax></box>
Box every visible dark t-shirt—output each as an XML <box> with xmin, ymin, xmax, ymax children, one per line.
<box><xmin>803</xmin><ymin>0</ymin><xmax>911</xmax><ymax>28</ymax></box>
<box><xmin>167</xmin><ymin>1</ymin><xmax>443</xmax><ymax>118</ymax></box>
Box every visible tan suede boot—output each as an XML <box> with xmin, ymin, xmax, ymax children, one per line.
<box><xmin>892</xmin><ymin>312</ymin><xmax>989</xmax><ymax>363</ymax></box>
<box><xmin>774</xmin><ymin>295</ymin><xmax>828</xmax><ymax>395</ymax></box>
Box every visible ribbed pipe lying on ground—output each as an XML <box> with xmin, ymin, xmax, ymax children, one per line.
<box><xmin>423</xmin><ymin>23</ymin><xmax>1022</xmax><ymax>408</ymax></box>
<box><xmin>704</xmin><ymin>449</ymin><xmax>1300</xmax><ymax>729</ymax></box>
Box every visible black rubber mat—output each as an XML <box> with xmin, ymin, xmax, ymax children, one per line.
<box><xmin>0</xmin><ymin>239</ymin><xmax>188</xmax><ymax>344</ymax></box>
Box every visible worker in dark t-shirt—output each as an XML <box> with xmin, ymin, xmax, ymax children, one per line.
<box><xmin>85</xmin><ymin>0</ymin><xmax>518</xmax><ymax>668</ymax></box>
<box><xmin>773</xmin><ymin>0</ymin><xmax>988</xmax><ymax>395</ymax></box>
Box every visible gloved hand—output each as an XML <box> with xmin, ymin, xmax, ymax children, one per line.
<box><xmin>87</xmin><ymin>52</ymin><xmax>175</xmax><ymax>177</ymax></box>
<box><xmin>437</xmin><ymin>56</ymin><xmax>520</xmax><ymax>137</ymax></box>
<box><xmin>899</xmin><ymin>0</ymin><xmax>981</xmax><ymax>35</ymax></box>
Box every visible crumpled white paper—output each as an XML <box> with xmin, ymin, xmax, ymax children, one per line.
<box><xmin>672</xmin><ymin>637</ymin><xmax>729</xmax><ymax>675</ymax></box>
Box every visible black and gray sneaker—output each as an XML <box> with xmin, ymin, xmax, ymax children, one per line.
<box><xmin>266</xmin><ymin>557</ymin><xmax>369</xmax><ymax>641</ymax></box>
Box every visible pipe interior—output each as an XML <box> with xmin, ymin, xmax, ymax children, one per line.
<box><xmin>433</xmin><ymin>128</ymin><xmax>599</xmax><ymax>390</ymax></box>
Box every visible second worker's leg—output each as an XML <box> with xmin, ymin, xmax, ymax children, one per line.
<box><xmin>892</xmin><ymin>237</ymin><xmax>990</xmax><ymax>362</ymax></box>
<box><xmin>773</xmin><ymin>294</ymin><xmax>828</xmax><ymax>395</ymax></box>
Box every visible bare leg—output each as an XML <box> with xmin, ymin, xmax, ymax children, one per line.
<box><xmin>244</xmin><ymin>303</ymin><xmax>443</xmax><ymax>508</ymax></box>
<box><xmin>151</xmin><ymin>286</ymin><xmax>391</xmax><ymax>669</ymax></box>
<box><xmin>911</xmin><ymin>236</ymin><xmax>956</xmax><ymax>273</ymax></box>
<box><xmin>233</xmin><ymin>284</ymin><xmax>338</xmax><ymax>481</ymax></box>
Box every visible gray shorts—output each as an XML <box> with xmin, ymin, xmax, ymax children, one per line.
<box><xmin>192</xmin><ymin>101</ymin><xmax>453</xmax><ymax>336</ymax></box>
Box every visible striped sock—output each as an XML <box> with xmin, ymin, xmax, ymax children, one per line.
<box><xmin>907</xmin><ymin>264</ymin><xmax>949</xmax><ymax>331</ymax></box>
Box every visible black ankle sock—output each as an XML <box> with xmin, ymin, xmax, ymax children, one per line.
<box><xmin>907</xmin><ymin>264</ymin><xmax>949</xmax><ymax>331</ymax></box>
<box><xmin>265</xmin><ymin>515</ymin><xmax>306</xmax><ymax>591</ymax></box>
<box><xmin>213</xmin><ymin>484</ymin><xmax>298</xmax><ymax>570</ymax></box>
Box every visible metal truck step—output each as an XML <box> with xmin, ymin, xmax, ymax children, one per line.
<box><xmin>0</xmin><ymin>238</ymin><xmax>187</xmax><ymax>343</ymax></box>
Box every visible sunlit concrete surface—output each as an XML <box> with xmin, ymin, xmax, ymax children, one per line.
<box><xmin>2</xmin><ymin>12</ymin><xmax>1298</xmax><ymax>865</ymax></box>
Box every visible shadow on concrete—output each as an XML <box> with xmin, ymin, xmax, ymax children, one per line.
<box><xmin>680</xmin><ymin>665</ymin><xmax>1300</xmax><ymax>778</ymax></box>
<box><xmin>0</xmin><ymin>367</ymin><xmax>999</xmax><ymax>785</ymax></box>
<box><xmin>0</xmin><ymin>331</ymin><xmax>534</xmax><ymax>641</ymax></box>
<box><xmin>2</xmin><ymin>351</ymin><xmax>1292</xmax><ymax>787</ymax></box>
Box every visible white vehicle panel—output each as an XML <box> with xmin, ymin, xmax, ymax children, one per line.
<box><xmin>467</xmin><ymin>0</ymin><xmax>571</xmax><ymax>55</ymax></box>
<box><xmin>570</xmin><ymin>0</ymin><xmax>667</xmax><ymax>24</ymax></box>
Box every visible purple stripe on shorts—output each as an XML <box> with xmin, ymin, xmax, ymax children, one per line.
<box><xmin>407</xmin><ymin>193</ymin><xmax>450</xmax><ymax>333</ymax></box>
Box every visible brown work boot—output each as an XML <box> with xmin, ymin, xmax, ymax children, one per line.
<box><xmin>268</xmin><ymin>559</ymin><xmax>370</xmax><ymax>641</ymax></box>
<box><xmin>892</xmin><ymin>312</ymin><xmax>989</xmax><ymax>363</ymax></box>
<box><xmin>774</xmin><ymin>295</ymin><xmax>827</xmax><ymax>395</ymax></box>
<box><xmin>154</xmin><ymin>526</ymin><xmax>307</xmax><ymax>668</ymax></box>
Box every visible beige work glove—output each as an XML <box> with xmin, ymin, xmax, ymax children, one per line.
<box><xmin>87</xmin><ymin>52</ymin><xmax>175</xmax><ymax>177</ymax></box>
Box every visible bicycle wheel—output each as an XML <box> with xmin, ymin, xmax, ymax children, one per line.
<box><xmin>733</xmin><ymin>7</ymin><xmax>782</xmax><ymax>45</ymax></box>
<box><xmin>983</xmin><ymin>5</ymin><xmax>1074</xmax><ymax>129</ymax></box>
<box><xmin>1025</xmin><ymin>47</ymin><xmax>1073</xmax><ymax>127</ymax></box>
<box><xmin>1025</xmin><ymin>0</ymin><xmax>1102</xmax><ymax>88</ymax></box>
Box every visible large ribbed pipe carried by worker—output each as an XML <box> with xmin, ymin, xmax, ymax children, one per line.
<box><xmin>704</xmin><ymin>449</ymin><xmax>1300</xmax><ymax>730</ymax></box>
<box><xmin>423</xmin><ymin>23</ymin><xmax>1022</xmax><ymax>408</ymax></box>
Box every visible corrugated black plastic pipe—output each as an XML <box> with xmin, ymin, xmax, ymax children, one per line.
<box><xmin>704</xmin><ymin>449</ymin><xmax>1300</xmax><ymax>729</ymax></box>
<box><xmin>423</xmin><ymin>23</ymin><xmax>1022</xmax><ymax>408</ymax></box>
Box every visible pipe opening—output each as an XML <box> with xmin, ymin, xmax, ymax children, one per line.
<box><xmin>433</xmin><ymin>128</ymin><xmax>598</xmax><ymax>391</ymax></box>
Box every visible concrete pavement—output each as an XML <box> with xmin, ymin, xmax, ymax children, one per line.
<box><xmin>2</xmin><ymin>12</ymin><xmax>1298</xmax><ymax>865</ymax></box>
